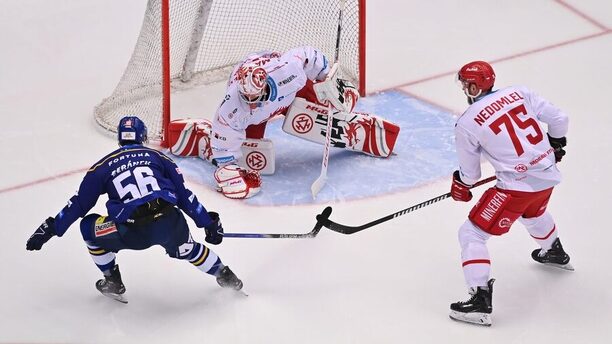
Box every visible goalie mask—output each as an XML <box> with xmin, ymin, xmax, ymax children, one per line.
<box><xmin>118</xmin><ymin>116</ymin><xmax>148</xmax><ymax>146</ymax></box>
<box><xmin>236</xmin><ymin>62</ymin><xmax>268</xmax><ymax>105</ymax></box>
<box><xmin>457</xmin><ymin>61</ymin><xmax>496</xmax><ymax>102</ymax></box>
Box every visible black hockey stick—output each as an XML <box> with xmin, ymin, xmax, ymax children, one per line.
<box><xmin>316</xmin><ymin>176</ymin><xmax>496</xmax><ymax>235</ymax></box>
<box><xmin>224</xmin><ymin>207</ymin><xmax>332</xmax><ymax>239</ymax></box>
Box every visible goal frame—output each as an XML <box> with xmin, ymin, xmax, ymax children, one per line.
<box><xmin>159</xmin><ymin>0</ymin><xmax>366</xmax><ymax>147</ymax></box>
<box><xmin>98</xmin><ymin>0</ymin><xmax>366</xmax><ymax>147</ymax></box>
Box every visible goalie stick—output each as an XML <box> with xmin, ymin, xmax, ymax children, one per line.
<box><xmin>310</xmin><ymin>72</ymin><xmax>335</xmax><ymax>199</ymax></box>
<box><xmin>223</xmin><ymin>206</ymin><xmax>332</xmax><ymax>239</ymax></box>
<box><xmin>316</xmin><ymin>176</ymin><xmax>497</xmax><ymax>235</ymax></box>
<box><xmin>311</xmin><ymin>0</ymin><xmax>345</xmax><ymax>199</ymax></box>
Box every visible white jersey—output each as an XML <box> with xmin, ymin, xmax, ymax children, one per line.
<box><xmin>211</xmin><ymin>46</ymin><xmax>330</xmax><ymax>163</ymax></box>
<box><xmin>455</xmin><ymin>85</ymin><xmax>569</xmax><ymax>192</ymax></box>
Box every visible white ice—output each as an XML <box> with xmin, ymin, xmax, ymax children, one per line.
<box><xmin>1</xmin><ymin>1</ymin><xmax>611</xmax><ymax>343</ymax></box>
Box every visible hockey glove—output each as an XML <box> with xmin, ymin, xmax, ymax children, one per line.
<box><xmin>547</xmin><ymin>134</ymin><xmax>567</xmax><ymax>162</ymax></box>
<box><xmin>26</xmin><ymin>217</ymin><xmax>56</xmax><ymax>251</ymax></box>
<box><xmin>451</xmin><ymin>170</ymin><xmax>473</xmax><ymax>202</ymax></box>
<box><xmin>214</xmin><ymin>164</ymin><xmax>262</xmax><ymax>199</ymax></box>
<box><xmin>204</xmin><ymin>212</ymin><xmax>224</xmax><ymax>245</ymax></box>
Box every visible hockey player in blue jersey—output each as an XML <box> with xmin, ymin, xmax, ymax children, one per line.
<box><xmin>26</xmin><ymin>116</ymin><xmax>243</xmax><ymax>303</ymax></box>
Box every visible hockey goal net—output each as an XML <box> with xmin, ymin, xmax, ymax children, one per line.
<box><xmin>94</xmin><ymin>0</ymin><xmax>366</xmax><ymax>145</ymax></box>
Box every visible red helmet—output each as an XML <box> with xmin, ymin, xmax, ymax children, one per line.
<box><xmin>458</xmin><ymin>61</ymin><xmax>496</xmax><ymax>92</ymax></box>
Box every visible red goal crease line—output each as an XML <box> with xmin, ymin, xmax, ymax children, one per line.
<box><xmin>554</xmin><ymin>0</ymin><xmax>610</xmax><ymax>32</ymax></box>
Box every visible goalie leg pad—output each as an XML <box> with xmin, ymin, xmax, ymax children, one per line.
<box><xmin>347</xmin><ymin>113</ymin><xmax>400</xmax><ymax>157</ymax></box>
<box><xmin>282</xmin><ymin>98</ymin><xmax>400</xmax><ymax>157</ymax></box>
<box><xmin>214</xmin><ymin>164</ymin><xmax>262</xmax><ymax>199</ymax></box>
<box><xmin>198</xmin><ymin>133</ymin><xmax>213</xmax><ymax>163</ymax></box>
<box><xmin>168</xmin><ymin>118</ymin><xmax>212</xmax><ymax>157</ymax></box>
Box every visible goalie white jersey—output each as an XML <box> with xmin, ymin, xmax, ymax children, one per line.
<box><xmin>455</xmin><ymin>85</ymin><xmax>569</xmax><ymax>192</ymax></box>
<box><xmin>211</xmin><ymin>46</ymin><xmax>330</xmax><ymax>162</ymax></box>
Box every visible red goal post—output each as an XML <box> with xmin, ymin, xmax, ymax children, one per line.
<box><xmin>94</xmin><ymin>0</ymin><xmax>366</xmax><ymax>146</ymax></box>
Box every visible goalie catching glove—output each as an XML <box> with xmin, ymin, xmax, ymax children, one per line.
<box><xmin>214</xmin><ymin>164</ymin><xmax>262</xmax><ymax>199</ymax></box>
<box><xmin>313</xmin><ymin>63</ymin><xmax>359</xmax><ymax>113</ymax></box>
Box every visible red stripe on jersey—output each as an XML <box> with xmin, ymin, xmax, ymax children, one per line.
<box><xmin>462</xmin><ymin>259</ymin><xmax>491</xmax><ymax>267</ymax></box>
<box><xmin>530</xmin><ymin>225</ymin><xmax>556</xmax><ymax>240</ymax></box>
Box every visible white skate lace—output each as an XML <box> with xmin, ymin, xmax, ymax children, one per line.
<box><xmin>538</xmin><ymin>248</ymin><xmax>549</xmax><ymax>257</ymax></box>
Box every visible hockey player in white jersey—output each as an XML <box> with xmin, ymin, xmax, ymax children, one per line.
<box><xmin>448</xmin><ymin>61</ymin><xmax>572</xmax><ymax>326</ymax></box>
<box><xmin>199</xmin><ymin>46</ymin><xmax>399</xmax><ymax>199</ymax></box>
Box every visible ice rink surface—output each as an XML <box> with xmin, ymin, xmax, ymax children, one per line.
<box><xmin>1</xmin><ymin>1</ymin><xmax>611</xmax><ymax>343</ymax></box>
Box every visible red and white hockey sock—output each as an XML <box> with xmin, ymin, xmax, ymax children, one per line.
<box><xmin>459</xmin><ymin>221</ymin><xmax>492</xmax><ymax>288</ymax></box>
<box><xmin>520</xmin><ymin>212</ymin><xmax>558</xmax><ymax>252</ymax></box>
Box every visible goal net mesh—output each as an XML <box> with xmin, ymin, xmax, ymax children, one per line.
<box><xmin>94</xmin><ymin>0</ymin><xmax>363</xmax><ymax>141</ymax></box>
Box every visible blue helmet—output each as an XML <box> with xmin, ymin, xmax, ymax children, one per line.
<box><xmin>117</xmin><ymin>116</ymin><xmax>148</xmax><ymax>145</ymax></box>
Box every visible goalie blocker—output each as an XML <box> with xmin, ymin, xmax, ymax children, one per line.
<box><xmin>282</xmin><ymin>97</ymin><xmax>400</xmax><ymax>158</ymax></box>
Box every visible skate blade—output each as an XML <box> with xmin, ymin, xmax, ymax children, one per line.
<box><xmin>101</xmin><ymin>291</ymin><xmax>128</xmax><ymax>304</ymax></box>
<box><xmin>227</xmin><ymin>286</ymin><xmax>248</xmax><ymax>297</ymax></box>
<box><xmin>449</xmin><ymin>310</ymin><xmax>491</xmax><ymax>326</ymax></box>
<box><xmin>541</xmin><ymin>262</ymin><xmax>575</xmax><ymax>271</ymax></box>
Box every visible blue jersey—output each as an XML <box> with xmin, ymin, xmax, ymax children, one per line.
<box><xmin>54</xmin><ymin>144</ymin><xmax>212</xmax><ymax>237</ymax></box>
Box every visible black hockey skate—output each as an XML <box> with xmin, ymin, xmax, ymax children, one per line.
<box><xmin>216</xmin><ymin>266</ymin><xmax>244</xmax><ymax>291</ymax></box>
<box><xmin>449</xmin><ymin>279</ymin><xmax>495</xmax><ymax>326</ymax></box>
<box><xmin>96</xmin><ymin>264</ymin><xmax>127</xmax><ymax>304</ymax></box>
<box><xmin>532</xmin><ymin>238</ymin><xmax>574</xmax><ymax>271</ymax></box>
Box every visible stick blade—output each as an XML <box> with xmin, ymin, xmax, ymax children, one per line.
<box><xmin>312</xmin><ymin>206</ymin><xmax>333</xmax><ymax>236</ymax></box>
<box><xmin>316</xmin><ymin>206</ymin><xmax>333</xmax><ymax>222</ymax></box>
<box><xmin>311</xmin><ymin>174</ymin><xmax>327</xmax><ymax>199</ymax></box>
